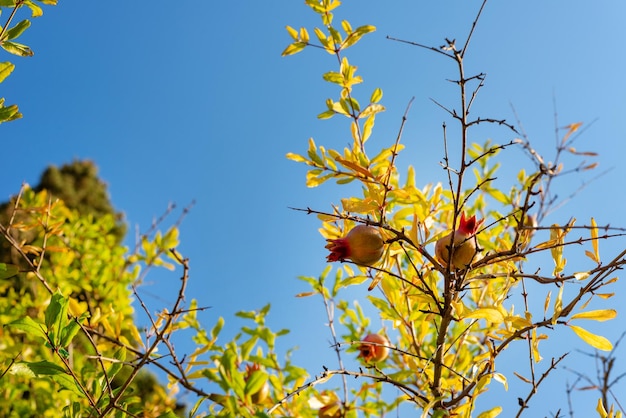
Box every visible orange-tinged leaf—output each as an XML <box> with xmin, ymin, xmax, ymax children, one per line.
<box><xmin>513</xmin><ymin>372</ymin><xmax>531</xmax><ymax>383</ymax></box>
<box><xmin>295</xmin><ymin>291</ymin><xmax>317</xmax><ymax>298</ymax></box>
<box><xmin>335</xmin><ymin>156</ymin><xmax>372</xmax><ymax>178</ymax></box>
<box><xmin>570</xmin><ymin>309</ymin><xmax>617</xmax><ymax>322</ymax></box>
<box><xmin>570</xmin><ymin>325</ymin><xmax>612</xmax><ymax>351</ymax></box>
<box><xmin>585</xmin><ymin>250</ymin><xmax>599</xmax><ymax>263</ymax></box>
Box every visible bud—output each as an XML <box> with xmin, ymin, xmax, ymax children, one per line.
<box><xmin>325</xmin><ymin>225</ymin><xmax>384</xmax><ymax>265</ymax></box>
<box><xmin>358</xmin><ymin>333</ymin><xmax>390</xmax><ymax>362</ymax></box>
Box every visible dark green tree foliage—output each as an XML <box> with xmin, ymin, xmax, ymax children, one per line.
<box><xmin>34</xmin><ymin>160</ymin><xmax>126</xmax><ymax>243</ymax></box>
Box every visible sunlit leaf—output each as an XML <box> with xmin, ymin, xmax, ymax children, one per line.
<box><xmin>570</xmin><ymin>309</ymin><xmax>617</xmax><ymax>322</ymax></box>
<box><xmin>359</xmin><ymin>103</ymin><xmax>385</xmax><ymax>118</ymax></box>
<box><xmin>285</xmin><ymin>25</ymin><xmax>298</xmax><ymax>40</ymax></box>
<box><xmin>477</xmin><ymin>406</ymin><xmax>502</xmax><ymax>418</ymax></box>
<box><xmin>1</xmin><ymin>41</ymin><xmax>33</xmax><ymax>57</ymax></box>
<box><xmin>0</xmin><ymin>62</ymin><xmax>15</xmax><ymax>83</ymax></box>
<box><xmin>590</xmin><ymin>217</ymin><xmax>599</xmax><ymax>262</ymax></box>
<box><xmin>570</xmin><ymin>325</ymin><xmax>612</xmax><ymax>351</ymax></box>
<box><xmin>281</xmin><ymin>42</ymin><xmax>306</xmax><ymax>56</ymax></box>
<box><xmin>4</xmin><ymin>19</ymin><xmax>31</xmax><ymax>41</ymax></box>
<box><xmin>463</xmin><ymin>307</ymin><xmax>504</xmax><ymax>324</ymax></box>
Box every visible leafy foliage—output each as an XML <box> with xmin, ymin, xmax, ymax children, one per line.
<box><xmin>282</xmin><ymin>1</ymin><xmax>624</xmax><ymax>417</ymax></box>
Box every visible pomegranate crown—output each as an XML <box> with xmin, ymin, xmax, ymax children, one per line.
<box><xmin>458</xmin><ymin>212</ymin><xmax>483</xmax><ymax>235</ymax></box>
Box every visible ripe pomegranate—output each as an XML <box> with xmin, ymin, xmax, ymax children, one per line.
<box><xmin>325</xmin><ymin>225</ymin><xmax>384</xmax><ymax>265</ymax></box>
<box><xmin>358</xmin><ymin>333</ymin><xmax>390</xmax><ymax>362</ymax></box>
<box><xmin>434</xmin><ymin>212</ymin><xmax>483</xmax><ymax>270</ymax></box>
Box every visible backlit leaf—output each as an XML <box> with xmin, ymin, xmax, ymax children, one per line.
<box><xmin>590</xmin><ymin>217</ymin><xmax>599</xmax><ymax>262</ymax></box>
<box><xmin>570</xmin><ymin>325</ymin><xmax>612</xmax><ymax>351</ymax></box>
<box><xmin>370</xmin><ymin>87</ymin><xmax>383</xmax><ymax>103</ymax></box>
<box><xmin>464</xmin><ymin>307</ymin><xmax>504</xmax><ymax>324</ymax></box>
<box><xmin>281</xmin><ymin>42</ymin><xmax>306</xmax><ymax>56</ymax></box>
<box><xmin>477</xmin><ymin>406</ymin><xmax>502</xmax><ymax>418</ymax></box>
<box><xmin>0</xmin><ymin>62</ymin><xmax>15</xmax><ymax>83</ymax></box>
<box><xmin>1</xmin><ymin>41</ymin><xmax>33</xmax><ymax>57</ymax></box>
<box><xmin>570</xmin><ymin>309</ymin><xmax>617</xmax><ymax>322</ymax></box>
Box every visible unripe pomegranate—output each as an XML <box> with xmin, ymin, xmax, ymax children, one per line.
<box><xmin>435</xmin><ymin>212</ymin><xmax>483</xmax><ymax>270</ymax></box>
<box><xmin>245</xmin><ymin>364</ymin><xmax>270</xmax><ymax>404</ymax></box>
<box><xmin>358</xmin><ymin>333</ymin><xmax>390</xmax><ymax>362</ymax></box>
<box><xmin>325</xmin><ymin>225</ymin><xmax>384</xmax><ymax>265</ymax></box>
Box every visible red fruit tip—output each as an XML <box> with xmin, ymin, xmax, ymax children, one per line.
<box><xmin>325</xmin><ymin>237</ymin><xmax>350</xmax><ymax>262</ymax></box>
<box><xmin>459</xmin><ymin>212</ymin><xmax>483</xmax><ymax>235</ymax></box>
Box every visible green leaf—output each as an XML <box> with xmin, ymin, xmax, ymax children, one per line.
<box><xmin>45</xmin><ymin>291</ymin><xmax>69</xmax><ymax>347</ymax></box>
<box><xmin>244</xmin><ymin>370</ymin><xmax>268</xmax><ymax>397</ymax></box>
<box><xmin>0</xmin><ymin>262</ymin><xmax>19</xmax><ymax>279</ymax></box>
<box><xmin>0</xmin><ymin>0</ymin><xmax>16</xmax><ymax>6</ymax></box>
<box><xmin>7</xmin><ymin>316</ymin><xmax>47</xmax><ymax>340</ymax></box>
<box><xmin>4</xmin><ymin>19</ymin><xmax>31</xmax><ymax>41</ymax></box>
<box><xmin>1</xmin><ymin>41</ymin><xmax>34</xmax><ymax>57</ymax></box>
<box><xmin>0</xmin><ymin>103</ymin><xmax>21</xmax><ymax>123</ymax></box>
<box><xmin>156</xmin><ymin>412</ymin><xmax>180</xmax><ymax>418</ymax></box>
<box><xmin>0</xmin><ymin>62</ymin><xmax>15</xmax><ymax>83</ymax></box>
<box><xmin>322</xmin><ymin>71</ymin><xmax>344</xmax><ymax>85</ymax></box>
<box><xmin>59</xmin><ymin>319</ymin><xmax>81</xmax><ymax>347</ymax></box>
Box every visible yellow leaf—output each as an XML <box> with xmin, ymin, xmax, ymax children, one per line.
<box><xmin>285</xmin><ymin>25</ymin><xmax>298</xmax><ymax>40</ymax></box>
<box><xmin>591</xmin><ymin>217</ymin><xmax>600</xmax><ymax>261</ymax></box>
<box><xmin>299</xmin><ymin>27</ymin><xmax>309</xmax><ymax>43</ymax></box>
<box><xmin>552</xmin><ymin>285</ymin><xmax>564</xmax><ymax>324</ymax></box>
<box><xmin>573</xmin><ymin>272</ymin><xmax>590</xmax><ymax>280</ymax></box>
<box><xmin>335</xmin><ymin>156</ymin><xmax>372</xmax><ymax>178</ymax></box>
<box><xmin>544</xmin><ymin>291</ymin><xmax>551</xmax><ymax>316</ymax></box>
<box><xmin>570</xmin><ymin>309</ymin><xmax>617</xmax><ymax>322</ymax></box>
<box><xmin>464</xmin><ymin>307</ymin><xmax>504</xmax><ymax>324</ymax></box>
<box><xmin>493</xmin><ymin>373</ymin><xmax>508</xmax><ymax>390</ymax></box>
<box><xmin>281</xmin><ymin>41</ymin><xmax>306</xmax><ymax>56</ymax></box>
<box><xmin>596</xmin><ymin>398</ymin><xmax>608</xmax><ymax>418</ymax></box>
<box><xmin>477</xmin><ymin>406</ymin><xmax>502</xmax><ymax>418</ymax></box>
<box><xmin>570</xmin><ymin>325</ymin><xmax>613</xmax><ymax>351</ymax></box>
<box><xmin>286</xmin><ymin>152</ymin><xmax>307</xmax><ymax>163</ymax></box>
<box><xmin>0</xmin><ymin>62</ymin><xmax>15</xmax><ymax>83</ymax></box>
<box><xmin>359</xmin><ymin>103</ymin><xmax>385</xmax><ymax>118</ymax></box>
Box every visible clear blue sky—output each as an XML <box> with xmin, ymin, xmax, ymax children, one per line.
<box><xmin>2</xmin><ymin>1</ymin><xmax>625</xmax><ymax>415</ymax></box>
